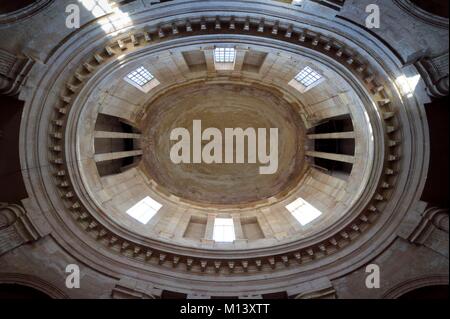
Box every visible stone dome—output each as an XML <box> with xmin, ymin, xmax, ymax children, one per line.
<box><xmin>0</xmin><ymin>0</ymin><xmax>448</xmax><ymax>300</ymax></box>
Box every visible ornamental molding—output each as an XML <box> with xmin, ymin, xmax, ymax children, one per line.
<box><xmin>0</xmin><ymin>272</ymin><xmax>69</xmax><ymax>299</ymax></box>
<box><xmin>0</xmin><ymin>203</ymin><xmax>40</xmax><ymax>256</ymax></box>
<box><xmin>409</xmin><ymin>206</ymin><xmax>449</xmax><ymax>244</ymax></box>
<box><xmin>47</xmin><ymin>17</ymin><xmax>401</xmax><ymax>273</ymax></box>
<box><xmin>111</xmin><ymin>278</ymin><xmax>162</xmax><ymax>299</ymax></box>
<box><xmin>382</xmin><ymin>274</ymin><xmax>449</xmax><ymax>299</ymax></box>
<box><xmin>0</xmin><ymin>49</ymin><xmax>34</xmax><ymax>95</ymax></box>
<box><xmin>18</xmin><ymin>1</ymin><xmax>429</xmax><ymax>294</ymax></box>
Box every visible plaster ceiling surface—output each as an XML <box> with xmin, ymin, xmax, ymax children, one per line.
<box><xmin>140</xmin><ymin>82</ymin><xmax>306</xmax><ymax>205</ymax></box>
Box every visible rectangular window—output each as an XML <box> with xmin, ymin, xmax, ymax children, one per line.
<box><xmin>286</xmin><ymin>197</ymin><xmax>322</xmax><ymax>226</ymax></box>
<box><xmin>294</xmin><ymin>66</ymin><xmax>322</xmax><ymax>87</ymax></box>
<box><xmin>124</xmin><ymin>66</ymin><xmax>160</xmax><ymax>93</ymax></box>
<box><xmin>214</xmin><ymin>48</ymin><xmax>236</xmax><ymax>63</ymax></box>
<box><xmin>213</xmin><ymin>218</ymin><xmax>236</xmax><ymax>242</ymax></box>
<box><xmin>126</xmin><ymin>66</ymin><xmax>154</xmax><ymax>87</ymax></box>
<box><xmin>126</xmin><ymin>196</ymin><xmax>162</xmax><ymax>224</ymax></box>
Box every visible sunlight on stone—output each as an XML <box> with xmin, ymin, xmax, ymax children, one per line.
<box><xmin>396</xmin><ymin>74</ymin><xmax>421</xmax><ymax>98</ymax></box>
<box><xmin>79</xmin><ymin>0</ymin><xmax>132</xmax><ymax>34</ymax></box>
<box><xmin>286</xmin><ymin>197</ymin><xmax>322</xmax><ymax>226</ymax></box>
<box><xmin>126</xmin><ymin>196</ymin><xmax>162</xmax><ymax>224</ymax></box>
<box><xmin>213</xmin><ymin>218</ymin><xmax>236</xmax><ymax>242</ymax></box>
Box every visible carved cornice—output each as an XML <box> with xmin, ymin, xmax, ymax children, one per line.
<box><xmin>18</xmin><ymin>1</ymin><xmax>431</xmax><ymax>296</ymax></box>
<box><xmin>44</xmin><ymin>16</ymin><xmax>401</xmax><ymax>274</ymax></box>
